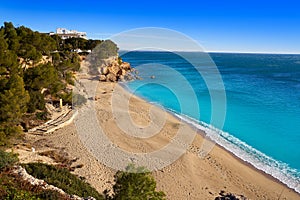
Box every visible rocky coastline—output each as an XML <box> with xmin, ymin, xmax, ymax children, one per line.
<box><xmin>98</xmin><ymin>57</ymin><xmax>140</xmax><ymax>82</ymax></box>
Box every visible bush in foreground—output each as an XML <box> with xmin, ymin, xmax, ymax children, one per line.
<box><xmin>0</xmin><ymin>171</ymin><xmax>68</xmax><ymax>200</ymax></box>
<box><xmin>23</xmin><ymin>163</ymin><xmax>104</xmax><ymax>200</ymax></box>
<box><xmin>106</xmin><ymin>164</ymin><xmax>166</xmax><ymax>200</ymax></box>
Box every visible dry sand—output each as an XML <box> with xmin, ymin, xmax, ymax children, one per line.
<box><xmin>18</xmin><ymin>81</ymin><xmax>300</xmax><ymax>200</ymax></box>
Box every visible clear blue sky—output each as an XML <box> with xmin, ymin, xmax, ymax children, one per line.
<box><xmin>1</xmin><ymin>0</ymin><xmax>300</xmax><ymax>53</ymax></box>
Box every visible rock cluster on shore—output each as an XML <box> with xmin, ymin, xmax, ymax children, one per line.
<box><xmin>98</xmin><ymin>57</ymin><xmax>139</xmax><ymax>82</ymax></box>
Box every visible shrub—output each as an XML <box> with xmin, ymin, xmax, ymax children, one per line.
<box><xmin>35</xmin><ymin>111</ymin><xmax>48</xmax><ymax>120</ymax></box>
<box><xmin>0</xmin><ymin>150</ymin><xmax>18</xmax><ymax>170</ymax></box>
<box><xmin>65</xmin><ymin>71</ymin><xmax>75</xmax><ymax>85</ymax></box>
<box><xmin>107</xmin><ymin>164</ymin><xmax>166</xmax><ymax>200</ymax></box>
<box><xmin>0</xmin><ymin>170</ymin><xmax>66</xmax><ymax>200</ymax></box>
<box><xmin>27</xmin><ymin>90</ymin><xmax>45</xmax><ymax>113</ymax></box>
<box><xmin>23</xmin><ymin>163</ymin><xmax>104</xmax><ymax>200</ymax></box>
<box><xmin>0</xmin><ymin>125</ymin><xmax>22</xmax><ymax>147</ymax></box>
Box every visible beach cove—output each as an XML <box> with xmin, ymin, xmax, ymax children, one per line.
<box><xmin>18</xmin><ymin>79</ymin><xmax>300</xmax><ymax>199</ymax></box>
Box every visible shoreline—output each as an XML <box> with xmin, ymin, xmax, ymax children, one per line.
<box><xmin>18</xmin><ymin>81</ymin><xmax>300</xmax><ymax>199</ymax></box>
<box><xmin>117</xmin><ymin>82</ymin><xmax>300</xmax><ymax>198</ymax></box>
<box><xmin>95</xmin><ymin>82</ymin><xmax>300</xmax><ymax>199</ymax></box>
<box><xmin>120</xmin><ymin>82</ymin><xmax>300</xmax><ymax>195</ymax></box>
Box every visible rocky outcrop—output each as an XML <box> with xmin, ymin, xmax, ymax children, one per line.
<box><xmin>98</xmin><ymin>57</ymin><xmax>139</xmax><ymax>82</ymax></box>
<box><xmin>19</xmin><ymin>56</ymin><xmax>52</xmax><ymax>69</ymax></box>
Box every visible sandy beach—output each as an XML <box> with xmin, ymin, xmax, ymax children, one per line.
<box><xmin>18</xmin><ymin>81</ymin><xmax>300</xmax><ymax>200</ymax></box>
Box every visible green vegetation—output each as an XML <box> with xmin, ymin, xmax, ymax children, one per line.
<box><xmin>106</xmin><ymin>164</ymin><xmax>166</xmax><ymax>200</ymax></box>
<box><xmin>0</xmin><ymin>22</ymin><xmax>166</xmax><ymax>200</ymax></box>
<box><xmin>0</xmin><ymin>22</ymin><xmax>105</xmax><ymax>146</ymax></box>
<box><xmin>0</xmin><ymin>149</ymin><xmax>102</xmax><ymax>199</ymax></box>
<box><xmin>0</xmin><ymin>151</ymin><xmax>77</xmax><ymax>199</ymax></box>
<box><xmin>23</xmin><ymin>163</ymin><xmax>104</xmax><ymax>200</ymax></box>
<box><xmin>0</xmin><ymin>150</ymin><xmax>165</xmax><ymax>199</ymax></box>
<box><xmin>51</xmin><ymin>34</ymin><xmax>102</xmax><ymax>52</ymax></box>
<box><xmin>88</xmin><ymin>40</ymin><xmax>119</xmax><ymax>74</ymax></box>
<box><xmin>0</xmin><ymin>171</ymin><xmax>66</xmax><ymax>200</ymax></box>
<box><xmin>90</xmin><ymin>39</ymin><xmax>118</xmax><ymax>60</ymax></box>
<box><xmin>0</xmin><ymin>25</ymin><xmax>30</xmax><ymax>145</ymax></box>
<box><xmin>0</xmin><ymin>150</ymin><xmax>18</xmax><ymax>170</ymax></box>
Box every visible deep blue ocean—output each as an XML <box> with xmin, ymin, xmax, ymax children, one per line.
<box><xmin>120</xmin><ymin>51</ymin><xmax>300</xmax><ymax>192</ymax></box>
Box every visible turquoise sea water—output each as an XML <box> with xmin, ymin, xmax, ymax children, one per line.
<box><xmin>120</xmin><ymin>51</ymin><xmax>300</xmax><ymax>192</ymax></box>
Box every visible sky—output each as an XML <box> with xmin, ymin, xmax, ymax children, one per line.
<box><xmin>1</xmin><ymin>0</ymin><xmax>300</xmax><ymax>54</ymax></box>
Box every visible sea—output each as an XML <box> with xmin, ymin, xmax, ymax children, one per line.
<box><xmin>120</xmin><ymin>51</ymin><xmax>300</xmax><ymax>193</ymax></box>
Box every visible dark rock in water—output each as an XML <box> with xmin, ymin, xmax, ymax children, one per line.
<box><xmin>124</xmin><ymin>73</ymin><xmax>134</xmax><ymax>81</ymax></box>
<box><xmin>150</xmin><ymin>75</ymin><xmax>155</xmax><ymax>79</ymax></box>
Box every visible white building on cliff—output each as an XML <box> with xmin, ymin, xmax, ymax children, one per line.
<box><xmin>49</xmin><ymin>28</ymin><xmax>87</xmax><ymax>39</ymax></box>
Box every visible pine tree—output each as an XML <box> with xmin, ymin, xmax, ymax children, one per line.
<box><xmin>3</xmin><ymin>22</ymin><xmax>19</xmax><ymax>52</ymax></box>
<box><xmin>0</xmin><ymin>27</ymin><xmax>29</xmax><ymax>142</ymax></box>
<box><xmin>0</xmin><ymin>29</ymin><xmax>9</xmax><ymax>90</ymax></box>
<box><xmin>0</xmin><ymin>73</ymin><xmax>29</xmax><ymax>124</ymax></box>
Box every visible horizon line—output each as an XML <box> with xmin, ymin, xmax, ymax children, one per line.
<box><xmin>118</xmin><ymin>49</ymin><xmax>300</xmax><ymax>55</ymax></box>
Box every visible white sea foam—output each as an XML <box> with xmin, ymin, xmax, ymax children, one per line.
<box><xmin>169</xmin><ymin>109</ymin><xmax>300</xmax><ymax>194</ymax></box>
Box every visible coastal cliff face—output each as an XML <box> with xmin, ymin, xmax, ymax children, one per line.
<box><xmin>98</xmin><ymin>57</ymin><xmax>138</xmax><ymax>82</ymax></box>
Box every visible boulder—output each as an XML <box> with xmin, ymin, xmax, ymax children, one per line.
<box><xmin>97</xmin><ymin>57</ymin><xmax>136</xmax><ymax>82</ymax></box>
<box><xmin>109</xmin><ymin>65</ymin><xmax>121</xmax><ymax>76</ymax></box>
<box><xmin>99</xmin><ymin>75</ymin><xmax>107</xmax><ymax>81</ymax></box>
<box><xmin>106</xmin><ymin>73</ymin><xmax>117</xmax><ymax>82</ymax></box>
<box><xmin>124</xmin><ymin>73</ymin><xmax>134</xmax><ymax>81</ymax></box>
<box><xmin>119</xmin><ymin>75</ymin><xmax>125</xmax><ymax>82</ymax></box>
<box><xmin>101</xmin><ymin>66</ymin><xmax>109</xmax><ymax>75</ymax></box>
<box><xmin>120</xmin><ymin>62</ymin><xmax>131</xmax><ymax>70</ymax></box>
